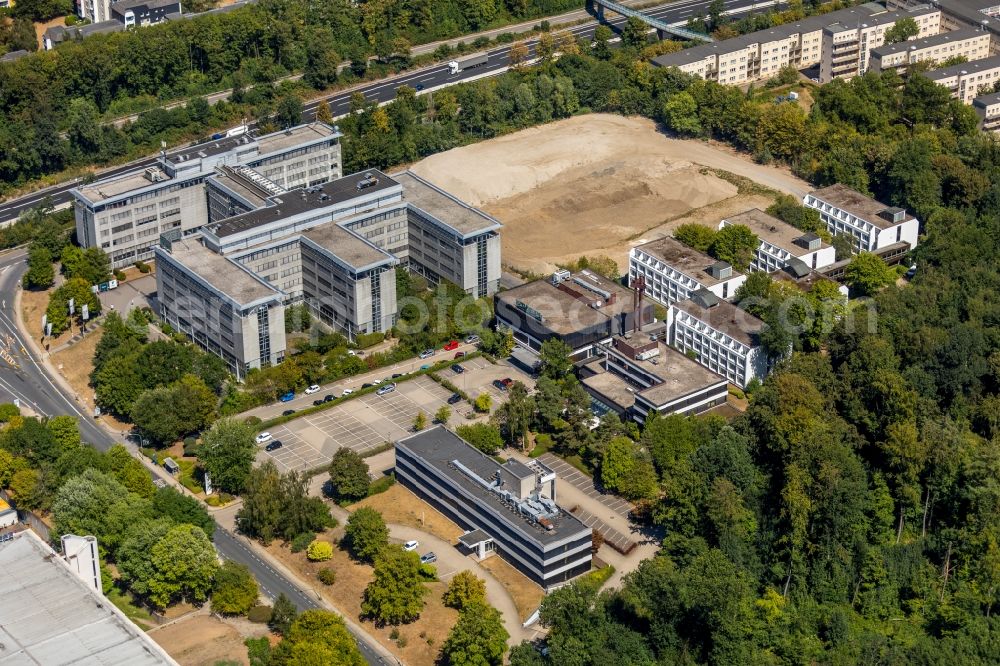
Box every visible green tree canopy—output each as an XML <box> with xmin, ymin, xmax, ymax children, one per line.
<box><xmin>212</xmin><ymin>561</ymin><xmax>260</xmax><ymax>615</ymax></box>
<box><xmin>442</xmin><ymin>570</ymin><xmax>487</xmax><ymax>610</ymax></box>
<box><xmin>441</xmin><ymin>602</ymin><xmax>509</xmax><ymax>666</ymax></box>
<box><xmin>343</xmin><ymin>507</ymin><xmax>389</xmax><ymax>563</ymax></box>
<box><xmin>199</xmin><ymin>417</ymin><xmax>257</xmax><ymax>494</ymax></box>
<box><xmin>361</xmin><ymin>546</ymin><xmax>427</xmax><ymax>625</ymax></box>
<box><xmin>328</xmin><ymin>448</ymin><xmax>371</xmax><ymax>502</ymax></box>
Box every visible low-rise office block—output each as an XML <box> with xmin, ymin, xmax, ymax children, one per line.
<box><xmin>719</xmin><ymin>208</ymin><xmax>836</xmax><ymax>274</ymax></box>
<box><xmin>803</xmin><ymin>184</ymin><xmax>919</xmax><ymax>252</ymax></box>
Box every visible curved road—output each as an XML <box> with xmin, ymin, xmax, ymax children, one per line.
<box><xmin>0</xmin><ymin>0</ymin><xmax>781</xmax><ymax>225</ymax></box>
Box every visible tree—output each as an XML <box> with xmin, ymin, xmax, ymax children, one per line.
<box><xmin>495</xmin><ymin>381</ymin><xmax>533</xmax><ymax>451</ymax></box>
<box><xmin>844</xmin><ymin>252</ymin><xmax>895</xmax><ymax>296</ymax></box>
<box><xmin>674</xmin><ymin>223</ymin><xmax>717</xmax><ymax>252</ymax></box>
<box><xmin>592</xmin><ymin>25</ymin><xmax>614</xmax><ymax>60</ymax></box>
<box><xmin>275</xmin><ymin>94</ymin><xmax>303</xmax><ymax>129</ymax></box>
<box><xmin>24</xmin><ymin>246</ymin><xmax>54</xmax><ymax>289</ymax></box>
<box><xmin>413</xmin><ymin>411</ymin><xmax>427</xmax><ymax>431</ymax></box>
<box><xmin>885</xmin><ymin>17</ymin><xmax>919</xmax><ymax>44</ymax></box>
<box><xmin>442</xmin><ymin>570</ymin><xmax>487</xmax><ymax>610</ymax></box>
<box><xmin>46</xmin><ymin>415</ymin><xmax>80</xmax><ymax>451</ymax></box>
<box><xmin>328</xmin><ymin>448</ymin><xmax>370</xmax><ymax>502</ymax></box>
<box><xmin>307</xmin><ymin>540</ymin><xmax>334</xmax><ymax>561</ymax></box>
<box><xmin>237</xmin><ymin>461</ymin><xmax>284</xmax><ymax>543</ymax></box>
<box><xmin>117</xmin><ymin>518</ymin><xmax>174</xmax><ymax>597</ymax></box>
<box><xmin>304</xmin><ymin>28</ymin><xmax>340</xmax><ymax>90</ymax></box>
<box><xmin>539</xmin><ymin>338</ymin><xmax>573</xmax><ymax>380</ymax></box>
<box><xmin>600</xmin><ymin>436</ymin><xmax>657</xmax><ymax>500</ymax></box>
<box><xmin>343</xmin><ymin>507</ymin><xmax>389</xmax><ymax>563</ymax></box>
<box><xmin>709</xmin><ymin>224</ymin><xmax>759</xmax><ymax>272</ymax></box>
<box><xmin>147</xmin><ymin>524</ymin><xmax>219</xmax><ymax>608</ymax></box>
<box><xmin>316</xmin><ymin>99</ymin><xmax>333</xmax><ymax>125</ymax></box>
<box><xmin>441</xmin><ymin>602</ymin><xmax>509</xmax><ymax>666</ymax></box>
<box><xmin>53</xmin><ymin>469</ymin><xmax>150</xmax><ymax>551</ymax></box>
<box><xmin>662</xmin><ymin>92</ymin><xmax>702</xmax><ymax>137</ymax></box>
<box><xmin>621</xmin><ymin>16</ymin><xmax>649</xmax><ymax>50</ymax></box>
<box><xmin>212</xmin><ymin>561</ymin><xmax>259</xmax><ymax>615</ymax></box>
<box><xmin>456</xmin><ymin>423</ymin><xmax>504</xmax><ymax>455</ymax></box>
<box><xmin>60</xmin><ymin>245</ymin><xmax>110</xmax><ymax>285</ymax></box>
<box><xmin>199</xmin><ymin>418</ymin><xmax>257</xmax><ymax>494</ymax></box>
<box><xmin>361</xmin><ymin>546</ymin><xmax>427</xmax><ymax>625</ymax></box>
<box><xmin>106</xmin><ymin>443</ymin><xmax>156</xmax><ymax>498</ymax></box>
<box><xmin>271</xmin><ymin>610</ymin><xmax>366</xmax><ymax>666</ymax></box>
<box><xmin>435</xmin><ymin>405</ymin><xmax>452</xmax><ymax>425</ymax></box>
<box><xmin>509</xmin><ymin>41</ymin><xmax>530</xmax><ymax>68</ymax></box>
<box><xmin>151</xmin><ymin>486</ymin><xmax>216</xmax><ymax>537</ymax></box>
<box><xmin>474</xmin><ymin>393</ymin><xmax>493</xmax><ymax>414</ymax></box>
<box><xmin>46</xmin><ymin>277</ymin><xmax>100</xmax><ymax>335</ymax></box>
<box><xmin>269</xmin><ymin>593</ymin><xmax>298</xmax><ymax>635</ymax></box>
<box><xmin>8</xmin><ymin>468</ymin><xmax>41</xmax><ymax>510</ymax></box>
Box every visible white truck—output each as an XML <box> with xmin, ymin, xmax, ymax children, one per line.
<box><xmin>448</xmin><ymin>53</ymin><xmax>488</xmax><ymax>75</ymax></box>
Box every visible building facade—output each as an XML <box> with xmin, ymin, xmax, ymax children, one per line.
<box><xmin>868</xmin><ymin>27</ymin><xmax>991</xmax><ymax>73</ymax></box>
<box><xmin>109</xmin><ymin>0</ymin><xmax>181</xmax><ymax>25</ymax></box>
<box><xmin>819</xmin><ymin>7</ymin><xmax>941</xmax><ymax>82</ymax></box>
<box><xmin>803</xmin><ymin>184</ymin><xmax>920</xmax><ymax>252</ymax></box>
<box><xmin>629</xmin><ymin>236</ymin><xmax>746</xmax><ymax>307</ymax></box>
<box><xmin>923</xmin><ymin>54</ymin><xmax>1000</xmax><ymax>103</ymax></box>
<box><xmin>72</xmin><ymin>123</ymin><xmax>343</xmax><ymax>268</ymax></box>
<box><xmin>973</xmin><ymin>90</ymin><xmax>1000</xmax><ymax>129</ymax></box>
<box><xmin>395</xmin><ymin>426</ymin><xmax>592</xmax><ymax>589</ymax></box>
<box><xmin>719</xmin><ymin>209</ymin><xmax>836</xmax><ymax>274</ymax></box>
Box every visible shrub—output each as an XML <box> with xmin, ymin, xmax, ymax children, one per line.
<box><xmin>205</xmin><ymin>495</ymin><xmax>222</xmax><ymax>507</ymax></box>
<box><xmin>307</xmin><ymin>540</ymin><xmax>334</xmax><ymax>561</ymax></box>
<box><xmin>354</xmin><ymin>331</ymin><xmax>384</xmax><ymax>349</ymax></box>
<box><xmin>418</xmin><ymin>563</ymin><xmax>438</xmax><ymax>581</ymax></box>
<box><xmin>473</xmin><ymin>393</ymin><xmax>492</xmax><ymax>413</ymax></box>
<box><xmin>244</xmin><ymin>416</ymin><xmax>262</xmax><ymax>426</ymax></box>
<box><xmin>183</xmin><ymin>437</ymin><xmax>201</xmax><ymax>456</ymax></box>
<box><xmin>368</xmin><ymin>474</ymin><xmax>396</xmax><ymax>497</ymax></box>
<box><xmin>290</xmin><ymin>532</ymin><xmax>316</xmax><ymax>553</ymax></box>
<box><xmin>318</xmin><ymin>568</ymin><xmax>336</xmax><ymax>585</ymax></box>
<box><xmin>247</xmin><ymin>605</ymin><xmax>272</xmax><ymax>623</ymax></box>
<box><xmin>134</xmin><ymin>261</ymin><xmax>151</xmax><ymax>273</ymax></box>
<box><xmin>114</xmin><ymin>269</ymin><xmax>127</xmax><ymax>282</ymax></box>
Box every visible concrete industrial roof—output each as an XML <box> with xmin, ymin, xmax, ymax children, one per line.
<box><xmin>807</xmin><ymin>183</ymin><xmax>914</xmax><ymax>230</ymax></box>
<box><xmin>78</xmin><ymin>167</ymin><xmax>173</xmax><ymax>202</ymax></box>
<box><xmin>629</xmin><ymin>343</ymin><xmax>728</xmax><ymax>406</ymax></box>
<box><xmin>255</xmin><ymin>123</ymin><xmax>337</xmax><ymax>155</ymax></box>
<box><xmin>581</xmin><ymin>363</ymin><xmax>638</xmax><ymax>411</ymax></box>
<box><xmin>168</xmin><ymin>239</ymin><xmax>281</xmax><ymax>305</ymax></box>
<box><xmin>722</xmin><ymin>209</ymin><xmax>828</xmax><ymax>256</ymax></box>
<box><xmin>394</xmin><ymin>171</ymin><xmax>502</xmax><ymax>238</ymax></box>
<box><xmin>0</xmin><ymin>532</ymin><xmax>177</xmax><ymax>666</ymax></box>
<box><xmin>301</xmin><ymin>222</ymin><xmax>394</xmax><ymax>270</ymax></box>
<box><xmin>497</xmin><ymin>272</ymin><xmax>632</xmax><ymax>336</ymax></box>
<box><xmin>633</xmin><ymin>236</ymin><xmax>742</xmax><ymax>286</ymax></box>
<box><xmin>208</xmin><ymin>169</ymin><xmax>272</xmax><ymax>209</ymax></box>
<box><xmin>870</xmin><ymin>26</ymin><xmax>984</xmax><ymax>57</ymax></box>
<box><xmin>397</xmin><ymin>426</ymin><xmax>589</xmax><ymax>545</ymax></box>
<box><xmin>925</xmin><ymin>53</ymin><xmax>1000</xmax><ymax>80</ymax></box>
<box><xmin>673</xmin><ymin>298</ymin><xmax>764</xmax><ymax>347</ymax></box>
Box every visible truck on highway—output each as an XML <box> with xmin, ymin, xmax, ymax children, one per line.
<box><xmin>448</xmin><ymin>53</ymin><xmax>488</xmax><ymax>75</ymax></box>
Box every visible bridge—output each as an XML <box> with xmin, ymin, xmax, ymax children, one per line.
<box><xmin>587</xmin><ymin>0</ymin><xmax>714</xmax><ymax>42</ymax></box>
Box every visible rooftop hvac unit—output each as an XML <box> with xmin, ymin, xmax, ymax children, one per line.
<box><xmin>144</xmin><ymin>167</ymin><xmax>165</xmax><ymax>183</ymax></box>
<box><xmin>551</xmin><ymin>269</ymin><xmax>571</xmax><ymax>285</ymax></box>
<box><xmin>357</xmin><ymin>173</ymin><xmax>379</xmax><ymax>190</ymax></box>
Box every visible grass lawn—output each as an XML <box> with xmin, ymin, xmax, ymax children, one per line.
<box><xmin>107</xmin><ymin>587</ymin><xmax>153</xmax><ymax>631</ymax></box>
<box><xmin>176</xmin><ymin>458</ymin><xmax>204</xmax><ymax>494</ymax></box>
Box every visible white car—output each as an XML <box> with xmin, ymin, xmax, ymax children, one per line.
<box><xmin>403</xmin><ymin>540</ymin><xmax>419</xmax><ymax>552</ymax></box>
<box><xmin>305</xmin><ymin>384</ymin><xmax>320</xmax><ymax>395</ymax></box>
<box><xmin>255</xmin><ymin>432</ymin><xmax>272</xmax><ymax>444</ymax></box>
<box><xmin>342</xmin><ymin>388</ymin><xmax>354</xmax><ymax>397</ymax></box>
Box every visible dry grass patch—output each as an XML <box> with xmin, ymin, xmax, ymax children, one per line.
<box><xmin>20</xmin><ymin>286</ymin><xmax>68</xmax><ymax>346</ymax></box>
<box><xmin>50</xmin><ymin>327</ymin><xmax>131</xmax><ymax>432</ymax></box>
<box><xmin>352</xmin><ymin>484</ymin><xmax>463</xmax><ymax>543</ymax></box>
<box><xmin>267</xmin><ymin>534</ymin><xmax>458</xmax><ymax>666</ymax></box>
<box><xmin>149</xmin><ymin>613</ymin><xmax>252</xmax><ymax>666</ymax></box>
<box><xmin>478</xmin><ymin>556</ymin><xmax>545</xmax><ymax>623</ymax></box>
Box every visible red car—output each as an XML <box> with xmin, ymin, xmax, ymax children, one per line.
<box><xmin>443</xmin><ymin>340</ymin><xmax>459</xmax><ymax>351</ymax></box>
<box><xmin>454</xmin><ymin>351</ymin><xmax>466</xmax><ymax>359</ymax></box>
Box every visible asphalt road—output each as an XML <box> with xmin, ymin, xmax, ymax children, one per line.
<box><xmin>0</xmin><ymin>0</ymin><xmax>782</xmax><ymax>225</ymax></box>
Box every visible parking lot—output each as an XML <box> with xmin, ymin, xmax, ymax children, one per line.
<box><xmin>538</xmin><ymin>453</ymin><xmax>635</xmax><ymax>518</ymax></box>
<box><xmin>257</xmin><ymin>357</ymin><xmax>535</xmax><ymax>473</ymax></box>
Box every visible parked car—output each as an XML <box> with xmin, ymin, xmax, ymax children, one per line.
<box><xmin>282</xmin><ymin>409</ymin><xmax>296</xmax><ymax>417</ymax></box>
<box><xmin>403</xmin><ymin>540</ymin><xmax>419</xmax><ymax>551</ymax></box>
<box><xmin>342</xmin><ymin>388</ymin><xmax>354</xmax><ymax>396</ymax></box>
<box><xmin>255</xmin><ymin>432</ymin><xmax>273</xmax><ymax>444</ymax></box>
<box><xmin>448</xmin><ymin>393</ymin><xmax>463</xmax><ymax>405</ymax></box>
<box><xmin>420</xmin><ymin>552</ymin><xmax>437</xmax><ymax>564</ymax></box>
<box><xmin>313</xmin><ymin>399</ymin><xmax>324</xmax><ymax>406</ymax></box>
<box><xmin>323</xmin><ymin>394</ymin><xmax>335</xmax><ymax>402</ymax></box>
<box><xmin>419</xmin><ymin>349</ymin><xmax>435</xmax><ymax>359</ymax></box>
<box><xmin>501</xmin><ymin>377</ymin><xmax>514</xmax><ymax>389</ymax></box>
<box><xmin>492</xmin><ymin>379</ymin><xmax>508</xmax><ymax>392</ymax></box>
<box><xmin>454</xmin><ymin>351</ymin><xmax>466</xmax><ymax>359</ymax></box>
<box><xmin>362</xmin><ymin>383</ymin><xmax>374</xmax><ymax>389</ymax></box>
<box><xmin>451</xmin><ymin>364</ymin><xmax>465</xmax><ymax>374</ymax></box>
<box><xmin>392</xmin><ymin>373</ymin><xmax>404</xmax><ymax>379</ymax></box>
<box><xmin>279</xmin><ymin>392</ymin><xmax>294</xmax><ymax>402</ymax></box>
<box><xmin>464</xmin><ymin>334</ymin><xmax>480</xmax><ymax>344</ymax></box>
<box><xmin>443</xmin><ymin>340</ymin><xmax>459</xmax><ymax>351</ymax></box>
<box><xmin>420</xmin><ymin>364</ymin><xmax>431</xmax><ymax>370</ymax></box>
<box><xmin>265</xmin><ymin>440</ymin><xmax>283</xmax><ymax>452</ymax></box>
<box><xmin>305</xmin><ymin>384</ymin><xmax>320</xmax><ymax>395</ymax></box>
<box><xmin>376</xmin><ymin>383</ymin><xmax>397</xmax><ymax>396</ymax></box>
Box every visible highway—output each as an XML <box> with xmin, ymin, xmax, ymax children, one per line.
<box><xmin>0</xmin><ymin>0</ymin><xmax>781</xmax><ymax>225</ymax></box>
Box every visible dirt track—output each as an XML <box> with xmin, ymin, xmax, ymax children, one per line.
<box><xmin>410</xmin><ymin>114</ymin><xmax>811</xmax><ymax>274</ymax></box>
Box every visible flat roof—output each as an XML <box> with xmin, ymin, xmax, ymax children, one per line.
<box><xmin>394</xmin><ymin>171</ymin><xmax>502</xmax><ymax>238</ymax></box>
<box><xmin>164</xmin><ymin>133</ymin><xmax>256</xmax><ymax>165</ymax></box>
<box><xmin>301</xmin><ymin>222</ymin><xmax>394</xmax><ymax>270</ymax></box>
<box><xmin>78</xmin><ymin>167</ymin><xmax>172</xmax><ymax>202</ymax></box>
<box><xmin>496</xmin><ymin>272</ymin><xmax>633</xmax><ymax>336</ymax></box>
<box><xmin>773</xmin><ymin>266</ymin><xmax>844</xmax><ymax>293</ymax></box>
<box><xmin>166</xmin><ymin>239</ymin><xmax>281</xmax><ymax>305</ymax></box>
<box><xmin>629</xmin><ymin>343</ymin><xmax>728</xmax><ymax>405</ymax></box>
<box><xmin>208</xmin><ymin>170</ymin><xmax>399</xmax><ymax>239</ymax></box>
<box><xmin>871</xmin><ymin>26</ymin><xmax>984</xmax><ymax>57</ymax></box>
<box><xmin>255</xmin><ymin>123</ymin><xmax>337</xmax><ymax>155</ymax></box>
<box><xmin>807</xmin><ymin>183</ymin><xmax>915</xmax><ymax>229</ymax></box>
<box><xmin>581</xmin><ymin>363</ymin><xmax>637</xmax><ymax>411</ymax></box>
<box><xmin>0</xmin><ymin>532</ymin><xmax>177</xmax><ymax>666</ymax></box>
<box><xmin>723</xmin><ymin>209</ymin><xmax>828</xmax><ymax>256</ymax></box>
<box><xmin>974</xmin><ymin>90</ymin><xmax>1000</xmax><ymax>107</ymax></box>
<box><xmin>207</xmin><ymin>169</ymin><xmax>272</xmax><ymax>209</ymax></box>
<box><xmin>632</xmin><ymin>236</ymin><xmax>742</xmax><ymax>286</ymax></box>
<box><xmin>673</xmin><ymin>298</ymin><xmax>764</xmax><ymax>347</ymax></box>
<box><xmin>397</xmin><ymin>427</ymin><xmax>589</xmax><ymax>545</ymax></box>
<box><xmin>925</xmin><ymin>53</ymin><xmax>1000</xmax><ymax>80</ymax></box>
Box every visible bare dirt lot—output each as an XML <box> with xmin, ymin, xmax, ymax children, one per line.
<box><xmin>410</xmin><ymin>114</ymin><xmax>811</xmax><ymax>275</ymax></box>
<box><xmin>149</xmin><ymin>612</ymin><xmax>265</xmax><ymax>666</ymax></box>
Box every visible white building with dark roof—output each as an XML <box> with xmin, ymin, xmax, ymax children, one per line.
<box><xmin>719</xmin><ymin>208</ymin><xmax>836</xmax><ymax>274</ymax></box>
<box><xmin>629</xmin><ymin>235</ymin><xmax>746</xmax><ymax>306</ymax></box>
<box><xmin>803</xmin><ymin>184</ymin><xmax>919</xmax><ymax>252</ymax></box>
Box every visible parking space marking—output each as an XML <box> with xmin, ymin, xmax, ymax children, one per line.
<box><xmin>569</xmin><ymin>506</ymin><xmax>636</xmax><ymax>555</ymax></box>
<box><xmin>539</xmin><ymin>453</ymin><xmax>635</xmax><ymax>520</ymax></box>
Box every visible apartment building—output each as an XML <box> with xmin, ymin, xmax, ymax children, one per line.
<box><xmin>869</xmin><ymin>27</ymin><xmax>992</xmax><ymax>73</ymax></box>
<box><xmin>719</xmin><ymin>209</ymin><xmax>836</xmax><ymax>274</ymax></box>
<box><xmin>888</xmin><ymin>0</ymin><xmax>1000</xmax><ymax>41</ymax></box>
<box><xmin>666</xmin><ymin>290</ymin><xmax>768</xmax><ymax>389</ymax></box>
<box><xmin>495</xmin><ymin>270</ymin><xmax>648</xmax><ymax>360</ymax></box>
<box><xmin>803</xmin><ymin>184</ymin><xmax>920</xmax><ymax>252</ymax></box>
<box><xmin>109</xmin><ymin>0</ymin><xmax>181</xmax><ymax>26</ymax></box>
<box><xmin>923</xmin><ymin>53</ymin><xmax>1000</xmax><ymax>102</ymax></box>
<box><xmin>72</xmin><ymin>123</ymin><xmax>342</xmax><ymax>268</ymax></box>
<box><xmin>156</xmin><ymin>237</ymin><xmax>287</xmax><ymax>378</ymax></box>
<box><xmin>629</xmin><ymin>236</ymin><xmax>746</xmax><ymax>307</ymax></box>
<box><xmin>819</xmin><ymin>6</ymin><xmax>942</xmax><ymax>82</ymax></box>
<box><xmin>396</xmin><ymin>426</ymin><xmax>592</xmax><ymax>589</ymax></box>
<box><xmin>579</xmin><ymin>335</ymin><xmax>728</xmax><ymax>424</ymax></box>
<box><xmin>973</xmin><ymin>90</ymin><xmax>1000</xmax><ymax>129</ymax></box>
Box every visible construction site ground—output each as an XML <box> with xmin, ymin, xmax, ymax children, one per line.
<box><xmin>409</xmin><ymin>114</ymin><xmax>811</xmax><ymax>275</ymax></box>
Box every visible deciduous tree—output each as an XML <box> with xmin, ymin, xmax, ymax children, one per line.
<box><xmin>361</xmin><ymin>546</ymin><xmax>427</xmax><ymax>625</ymax></box>
<box><xmin>343</xmin><ymin>507</ymin><xmax>389</xmax><ymax>563</ymax></box>
<box><xmin>328</xmin><ymin>448</ymin><xmax>370</xmax><ymax>502</ymax></box>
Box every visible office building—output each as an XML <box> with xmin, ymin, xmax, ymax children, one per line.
<box><xmin>0</xmin><ymin>530</ymin><xmax>178</xmax><ymax>665</ymax></box>
<box><xmin>973</xmin><ymin>90</ymin><xmax>1000</xmax><ymax>128</ymax></box>
<box><xmin>495</xmin><ymin>270</ymin><xmax>649</xmax><ymax>360</ymax></box>
<box><xmin>629</xmin><ymin>236</ymin><xmax>746</xmax><ymax>307</ymax></box>
<box><xmin>719</xmin><ymin>209</ymin><xmax>836</xmax><ymax>274</ymax></box>
<box><xmin>579</xmin><ymin>335</ymin><xmax>728</xmax><ymax>424</ymax></box>
<box><xmin>923</xmin><ymin>53</ymin><xmax>1000</xmax><ymax>102</ymax></box>
<box><xmin>110</xmin><ymin>0</ymin><xmax>181</xmax><ymax>25</ymax></box>
<box><xmin>869</xmin><ymin>27</ymin><xmax>991</xmax><ymax>73</ymax></box>
<box><xmin>666</xmin><ymin>289</ymin><xmax>768</xmax><ymax>388</ymax></box>
<box><xmin>803</xmin><ymin>183</ymin><xmax>919</xmax><ymax>252</ymax></box>
<box><xmin>72</xmin><ymin>123</ymin><xmax>343</xmax><ymax>268</ymax></box>
<box><xmin>395</xmin><ymin>426</ymin><xmax>592</xmax><ymax>588</ymax></box>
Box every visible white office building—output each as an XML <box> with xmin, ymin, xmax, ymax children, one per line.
<box><xmin>803</xmin><ymin>184</ymin><xmax>919</xmax><ymax>252</ymax></box>
<box><xmin>719</xmin><ymin>209</ymin><xmax>836</xmax><ymax>274</ymax></box>
<box><xmin>629</xmin><ymin>236</ymin><xmax>746</xmax><ymax>307</ymax></box>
